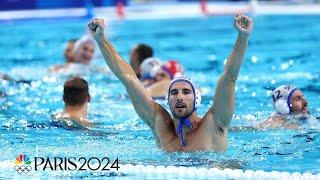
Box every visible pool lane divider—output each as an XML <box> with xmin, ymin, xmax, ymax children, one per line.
<box><xmin>1</xmin><ymin>160</ymin><xmax>319</xmax><ymax>178</ymax></box>
<box><xmin>117</xmin><ymin>164</ymin><xmax>320</xmax><ymax>179</ymax></box>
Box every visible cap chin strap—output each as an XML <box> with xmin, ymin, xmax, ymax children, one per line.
<box><xmin>176</xmin><ymin>107</ymin><xmax>196</xmax><ymax>147</ymax></box>
<box><xmin>274</xmin><ymin>99</ymin><xmax>290</xmax><ymax>114</ymax></box>
<box><xmin>176</xmin><ymin>117</ymin><xmax>193</xmax><ymax>146</ymax></box>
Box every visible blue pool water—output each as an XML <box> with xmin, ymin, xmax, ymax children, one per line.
<box><xmin>0</xmin><ymin>15</ymin><xmax>320</xmax><ymax>177</ymax></box>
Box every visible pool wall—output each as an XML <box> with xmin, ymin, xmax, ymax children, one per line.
<box><xmin>1</xmin><ymin>1</ymin><xmax>320</xmax><ymax>20</ymax></box>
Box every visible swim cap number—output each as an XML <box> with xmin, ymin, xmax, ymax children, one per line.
<box><xmin>273</xmin><ymin>90</ymin><xmax>282</xmax><ymax>102</ymax></box>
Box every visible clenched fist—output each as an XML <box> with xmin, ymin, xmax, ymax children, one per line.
<box><xmin>88</xmin><ymin>18</ymin><xmax>106</xmax><ymax>41</ymax></box>
<box><xmin>233</xmin><ymin>14</ymin><xmax>253</xmax><ymax>37</ymax></box>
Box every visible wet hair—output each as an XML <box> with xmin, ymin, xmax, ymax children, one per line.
<box><xmin>63</xmin><ymin>77</ymin><xmax>90</xmax><ymax>106</ymax></box>
<box><xmin>135</xmin><ymin>44</ymin><xmax>153</xmax><ymax>64</ymax></box>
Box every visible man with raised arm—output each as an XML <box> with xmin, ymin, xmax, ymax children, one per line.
<box><xmin>88</xmin><ymin>15</ymin><xmax>253</xmax><ymax>152</ymax></box>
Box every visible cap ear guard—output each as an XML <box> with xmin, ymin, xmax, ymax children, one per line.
<box><xmin>274</xmin><ymin>98</ymin><xmax>290</xmax><ymax>114</ymax></box>
<box><xmin>165</xmin><ymin>95</ymin><xmax>170</xmax><ymax>109</ymax></box>
<box><xmin>194</xmin><ymin>88</ymin><xmax>202</xmax><ymax>109</ymax></box>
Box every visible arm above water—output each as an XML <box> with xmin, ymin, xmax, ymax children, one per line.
<box><xmin>207</xmin><ymin>15</ymin><xmax>253</xmax><ymax>131</ymax></box>
<box><xmin>88</xmin><ymin>18</ymin><xmax>159</xmax><ymax>130</ymax></box>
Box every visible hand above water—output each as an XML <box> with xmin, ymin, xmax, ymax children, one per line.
<box><xmin>88</xmin><ymin>18</ymin><xmax>106</xmax><ymax>41</ymax></box>
<box><xmin>233</xmin><ymin>14</ymin><xmax>253</xmax><ymax>37</ymax></box>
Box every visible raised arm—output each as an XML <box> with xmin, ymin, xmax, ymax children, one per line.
<box><xmin>210</xmin><ymin>15</ymin><xmax>253</xmax><ymax>129</ymax></box>
<box><xmin>88</xmin><ymin>18</ymin><xmax>158</xmax><ymax>129</ymax></box>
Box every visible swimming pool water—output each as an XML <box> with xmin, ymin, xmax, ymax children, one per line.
<box><xmin>0</xmin><ymin>15</ymin><xmax>320</xmax><ymax>177</ymax></box>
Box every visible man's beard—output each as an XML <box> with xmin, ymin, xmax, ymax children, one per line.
<box><xmin>171</xmin><ymin>105</ymin><xmax>193</xmax><ymax>119</ymax></box>
<box><xmin>172</xmin><ymin>109</ymin><xmax>192</xmax><ymax>119</ymax></box>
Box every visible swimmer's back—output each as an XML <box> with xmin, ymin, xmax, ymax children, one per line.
<box><xmin>51</xmin><ymin>112</ymin><xmax>91</xmax><ymax>130</ymax></box>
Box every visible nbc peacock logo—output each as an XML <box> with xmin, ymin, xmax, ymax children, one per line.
<box><xmin>14</xmin><ymin>154</ymin><xmax>32</xmax><ymax>174</ymax></box>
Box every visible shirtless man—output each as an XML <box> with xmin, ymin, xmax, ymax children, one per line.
<box><xmin>258</xmin><ymin>85</ymin><xmax>309</xmax><ymax>129</ymax></box>
<box><xmin>88</xmin><ymin>14</ymin><xmax>253</xmax><ymax>152</ymax></box>
<box><xmin>52</xmin><ymin>77</ymin><xmax>92</xmax><ymax>129</ymax></box>
<box><xmin>73</xmin><ymin>35</ymin><xmax>95</xmax><ymax>65</ymax></box>
<box><xmin>64</xmin><ymin>39</ymin><xmax>77</xmax><ymax>63</ymax></box>
<box><xmin>130</xmin><ymin>43</ymin><xmax>153</xmax><ymax>79</ymax></box>
<box><xmin>49</xmin><ymin>39</ymin><xmax>77</xmax><ymax>72</ymax></box>
<box><xmin>50</xmin><ymin>36</ymin><xmax>95</xmax><ymax>72</ymax></box>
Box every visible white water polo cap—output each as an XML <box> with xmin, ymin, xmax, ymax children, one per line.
<box><xmin>140</xmin><ymin>57</ymin><xmax>162</xmax><ymax>80</ymax></box>
<box><xmin>73</xmin><ymin>34</ymin><xmax>95</xmax><ymax>55</ymax></box>
<box><xmin>167</xmin><ymin>77</ymin><xmax>201</xmax><ymax>111</ymax></box>
<box><xmin>272</xmin><ymin>85</ymin><xmax>298</xmax><ymax>114</ymax></box>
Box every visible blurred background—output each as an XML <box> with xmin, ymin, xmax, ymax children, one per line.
<box><xmin>1</xmin><ymin>0</ymin><xmax>320</xmax><ymax>21</ymax></box>
<box><xmin>0</xmin><ymin>0</ymin><xmax>319</xmax><ymax>11</ymax></box>
<box><xmin>0</xmin><ymin>0</ymin><xmax>320</xmax><ymax>177</ymax></box>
